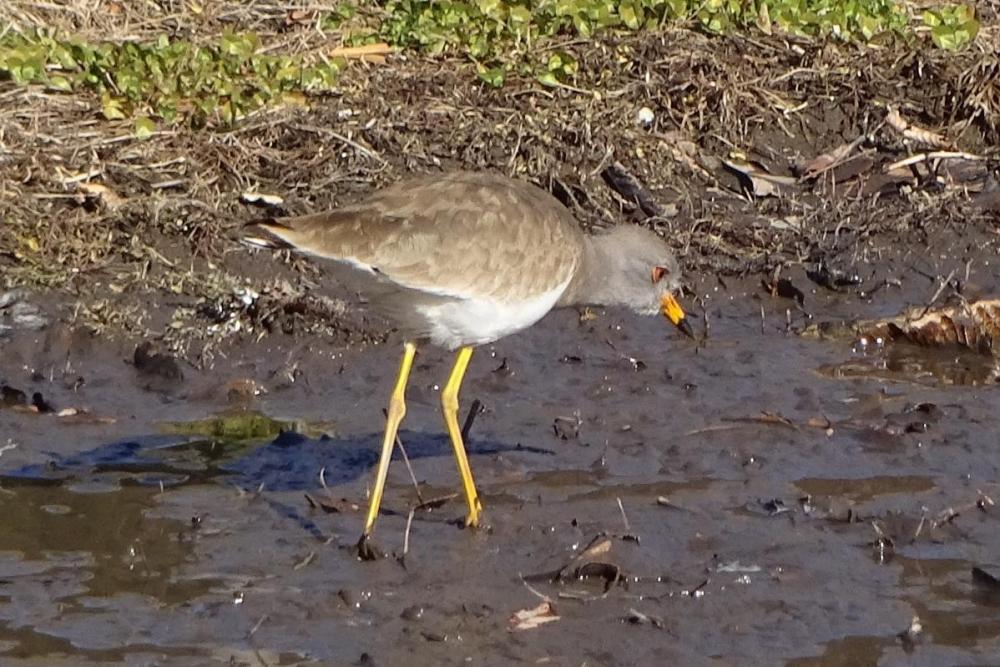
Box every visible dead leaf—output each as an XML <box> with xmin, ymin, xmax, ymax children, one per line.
<box><xmin>75</xmin><ymin>181</ymin><xmax>125</xmax><ymax>209</ymax></box>
<box><xmin>657</xmin><ymin>131</ymin><xmax>712</xmax><ymax>179</ymax></box>
<box><xmin>800</xmin><ymin>136</ymin><xmax>865</xmax><ymax>180</ymax></box>
<box><xmin>286</xmin><ymin>9</ymin><xmax>316</xmax><ymax>24</ymax></box>
<box><xmin>721</xmin><ymin>159</ymin><xmax>797</xmax><ymax>198</ymax></box>
<box><xmin>226</xmin><ymin>378</ymin><xmax>267</xmax><ymax>401</ymax></box>
<box><xmin>756</xmin><ymin>2</ymin><xmax>772</xmax><ymax>35</ymax></box>
<box><xmin>761</xmin><ymin>277</ymin><xmax>805</xmax><ymax>306</ymax></box>
<box><xmin>802</xmin><ymin>298</ymin><xmax>1000</xmax><ymax>355</ymax></box>
<box><xmin>624</xmin><ymin>608</ymin><xmax>665</xmax><ymax>628</ymax></box>
<box><xmin>329</xmin><ymin>43</ymin><xmax>396</xmax><ymax>64</ymax></box>
<box><xmin>508</xmin><ymin>601</ymin><xmax>559</xmax><ymax>631</ymax></box>
<box><xmin>886</xmin><ymin>107</ymin><xmax>952</xmax><ymax>150</ymax></box>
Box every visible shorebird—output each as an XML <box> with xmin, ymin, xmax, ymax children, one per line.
<box><xmin>244</xmin><ymin>171</ymin><xmax>693</xmax><ymax>555</ymax></box>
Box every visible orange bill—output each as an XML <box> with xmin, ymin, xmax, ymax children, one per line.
<box><xmin>661</xmin><ymin>293</ymin><xmax>695</xmax><ymax>339</ymax></box>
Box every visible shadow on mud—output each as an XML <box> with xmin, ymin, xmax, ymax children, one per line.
<box><xmin>0</xmin><ymin>411</ymin><xmax>553</xmax><ymax>493</ymax></box>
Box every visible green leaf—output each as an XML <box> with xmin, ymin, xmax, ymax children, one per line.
<box><xmin>509</xmin><ymin>5</ymin><xmax>531</xmax><ymax>23</ymax></box>
<box><xmin>101</xmin><ymin>93</ymin><xmax>127</xmax><ymax>120</ymax></box>
<box><xmin>47</xmin><ymin>75</ymin><xmax>72</xmax><ymax>91</ymax></box>
<box><xmin>620</xmin><ymin>1</ymin><xmax>642</xmax><ymax>29</ymax></box>
<box><xmin>537</xmin><ymin>71</ymin><xmax>560</xmax><ymax>87</ymax></box>
<box><xmin>134</xmin><ymin>116</ymin><xmax>156</xmax><ymax>140</ymax></box>
<box><xmin>477</xmin><ymin>65</ymin><xmax>505</xmax><ymax>87</ymax></box>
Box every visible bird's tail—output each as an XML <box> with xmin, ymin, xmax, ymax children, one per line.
<box><xmin>242</xmin><ymin>218</ymin><xmax>295</xmax><ymax>250</ymax></box>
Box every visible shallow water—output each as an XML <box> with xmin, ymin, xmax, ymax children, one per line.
<box><xmin>1</xmin><ymin>277</ymin><xmax>999</xmax><ymax>666</ymax></box>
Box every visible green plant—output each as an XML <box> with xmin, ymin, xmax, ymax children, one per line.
<box><xmin>370</xmin><ymin>0</ymin><xmax>980</xmax><ymax>87</ymax></box>
<box><xmin>0</xmin><ymin>28</ymin><xmax>344</xmax><ymax>125</ymax></box>
<box><xmin>922</xmin><ymin>3</ymin><xmax>979</xmax><ymax>49</ymax></box>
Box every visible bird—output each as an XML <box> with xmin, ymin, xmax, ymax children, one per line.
<box><xmin>243</xmin><ymin>171</ymin><xmax>693</xmax><ymax>556</ymax></box>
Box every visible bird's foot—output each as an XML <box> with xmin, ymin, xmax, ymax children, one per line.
<box><xmin>356</xmin><ymin>534</ymin><xmax>384</xmax><ymax>561</ymax></box>
<box><xmin>464</xmin><ymin>498</ymin><xmax>483</xmax><ymax>529</ymax></box>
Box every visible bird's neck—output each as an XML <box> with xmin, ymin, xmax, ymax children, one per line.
<box><xmin>559</xmin><ymin>233</ymin><xmax>626</xmax><ymax>308</ymax></box>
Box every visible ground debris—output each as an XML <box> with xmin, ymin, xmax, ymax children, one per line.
<box><xmin>806</xmin><ymin>263</ymin><xmax>864</xmax><ymax>291</ymax></box>
<box><xmin>134</xmin><ymin>341</ymin><xmax>184</xmax><ymax>381</ymax></box>
<box><xmin>799</xmin><ymin>135</ymin><xmax>867</xmax><ymax>180</ymax></box>
<box><xmin>972</xmin><ymin>565</ymin><xmax>1000</xmax><ymax>590</ymax></box>
<box><xmin>761</xmin><ymin>277</ymin><xmax>805</xmax><ymax>307</ymax></box>
<box><xmin>0</xmin><ymin>16</ymin><xmax>996</xmax><ymax>354</ymax></box>
<box><xmin>623</xmin><ymin>607</ymin><xmax>665</xmax><ymax>629</ymax></box>
<box><xmin>304</xmin><ymin>493</ymin><xmax>357</xmax><ymax>514</ymax></box>
<box><xmin>0</xmin><ymin>290</ymin><xmax>48</xmax><ymax>336</ymax></box>
<box><xmin>508</xmin><ymin>600</ymin><xmax>559</xmax><ymax>632</ymax></box>
<box><xmin>721</xmin><ymin>157</ymin><xmax>797</xmax><ymax>198</ymax></box>
<box><xmin>886</xmin><ymin>107</ymin><xmax>953</xmax><ymax>150</ymax></box>
<box><xmin>600</xmin><ymin>161</ymin><xmax>670</xmax><ymax>218</ymax></box>
<box><xmin>897</xmin><ymin>614</ymin><xmax>923</xmax><ymax>653</ymax></box>
<box><xmin>802</xmin><ymin>298</ymin><xmax>1000</xmax><ymax>356</ymax></box>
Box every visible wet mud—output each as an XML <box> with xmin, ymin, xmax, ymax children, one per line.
<box><xmin>3</xmin><ymin>15</ymin><xmax>1000</xmax><ymax>662</ymax></box>
<box><xmin>3</xmin><ymin>270</ymin><xmax>1000</xmax><ymax>666</ymax></box>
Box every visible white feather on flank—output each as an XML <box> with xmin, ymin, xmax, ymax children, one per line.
<box><xmin>414</xmin><ymin>275</ymin><xmax>572</xmax><ymax>349</ymax></box>
<box><xmin>241</xmin><ymin>236</ymin><xmax>280</xmax><ymax>249</ymax></box>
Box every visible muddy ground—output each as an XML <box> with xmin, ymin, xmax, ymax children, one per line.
<box><xmin>3</xmin><ymin>5</ymin><xmax>1000</xmax><ymax>666</ymax></box>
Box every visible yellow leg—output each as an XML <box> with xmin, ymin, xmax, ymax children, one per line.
<box><xmin>441</xmin><ymin>346</ymin><xmax>482</xmax><ymax>527</ymax></box>
<box><xmin>362</xmin><ymin>341</ymin><xmax>417</xmax><ymax>537</ymax></box>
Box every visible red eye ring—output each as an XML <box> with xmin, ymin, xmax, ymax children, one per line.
<box><xmin>651</xmin><ymin>266</ymin><xmax>669</xmax><ymax>283</ymax></box>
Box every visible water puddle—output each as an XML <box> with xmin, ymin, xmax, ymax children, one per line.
<box><xmin>816</xmin><ymin>341</ymin><xmax>1000</xmax><ymax>387</ymax></box>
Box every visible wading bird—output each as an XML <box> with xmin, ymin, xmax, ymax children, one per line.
<box><xmin>244</xmin><ymin>171</ymin><xmax>693</xmax><ymax>556</ymax></box>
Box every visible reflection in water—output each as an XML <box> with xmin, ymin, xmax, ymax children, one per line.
<box><xmin>817</xmin><ymin>341</ymin><xmax>1000</xmax><ymax>387</ymax></box>
<box><xmin>787</xmin><ymin>557</ymin><xmax>1000</xmax><ymax>666</ymax></box>
<box><xmin>0</xmin><ymin>483</ymin><xmax>202</xmax><ymax>604</ymax></box>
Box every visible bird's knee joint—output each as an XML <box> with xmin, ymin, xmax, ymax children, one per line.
<box><xmin>440</xmin><ymin>391</ymin><xmax>459</xmax><ymax>414</ymax></box>
<box><xmin>387</xmin><ymin>393</ymin><xmax>407</xmax><ymax>420</ymax></box>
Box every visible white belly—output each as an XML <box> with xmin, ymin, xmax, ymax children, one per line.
<box><xmin>416</xmin><ymin>279</ymin><xmax>570</xmax><ymax>349</ymax></box>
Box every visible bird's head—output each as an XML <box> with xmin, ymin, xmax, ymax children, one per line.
<box><xmin>594</xmin><ymin>225</ymin><xmax>694</xmax><ymax>339</ymax></box>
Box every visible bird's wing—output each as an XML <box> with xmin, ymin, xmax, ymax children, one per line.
<box><xmin>245</xmin><ymin>173</ymin><xmax>584</xmax><ymax>302</ymax></box>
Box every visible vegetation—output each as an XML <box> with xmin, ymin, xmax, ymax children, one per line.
<box><xmin>371</xmin><ymin>0</ymin><xmax>981</xmax><ymax>85</ymax></box>
<box><xmin>0</xmin><ymin>28</ymin><xmax>343</xmax><ymax>128</ymax></box>
<box><xmin>0</xmin><ymin>0</ymin><xmax>983</xmax><ymax>123</ymax></box>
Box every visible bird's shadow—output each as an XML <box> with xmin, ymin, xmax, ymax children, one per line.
<box><xmin>1</xmin><ymin>429</ymin><xmax>553</xmax><ymax>493</ymax></box>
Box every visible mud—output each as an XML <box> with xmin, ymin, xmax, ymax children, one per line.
<box><xmin>3</xmin><ymin>267</ymin><xmax>1000</xmax><ymax>666</ymax></box>
<box><xmin>3</xmin><ymin>8</ymin><xmax>1000</xmax><ymax>665</ymax></box>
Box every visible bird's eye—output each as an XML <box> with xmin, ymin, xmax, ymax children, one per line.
<box><xmin>651</xmin><ymin>266</ymin><xmax>669</xmax><ymax>283</ymax></box>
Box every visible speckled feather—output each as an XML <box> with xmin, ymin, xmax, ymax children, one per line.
<box><xmin>244</xmin><ymin>171</ymin><xmax>684</xmax><ymax>348</ymax></box>
<box><xmin>252</xmin><ymin>172</ymin><xmax>585</xmax><ymax>302</ymax></box>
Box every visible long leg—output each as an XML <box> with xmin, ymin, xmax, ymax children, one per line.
<box><xmin>440</xmin><ymin>345</ymin><xmax>482</xmax><ymax>526</ymax></box>
<box><xmin>361</xmin><ymin>341</ymin><xmax>417</xmax><ymax>538</ymax></box>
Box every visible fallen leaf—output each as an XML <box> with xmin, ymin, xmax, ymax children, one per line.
<box><xmin>722</xmin><ymin>159</ymin><xmax>797</xmax><ymax>198</ymax></box>
<box><xmin>886</xmin><ymin>107</ymin><xmax>952</xmax><ymax>149</ymax></box>
<box><xmin>286</xmin><ymin>9</ymin><xmax>316</xmax><ymax>23</ymax></box>
<box><xmin>761</xmin><ymin>277</ymin><xmax>805</xmax><ymax>306</ymax></box>
<box><xmin>329</xmin><ymin>43</ymin><xmax>395</xmax><ymax>64</ymax></box>
<box><xmin>800</xmin><ymin>136</ymin><xmax>865</xmax><ymax>180</ymax></box>
<box><xmin>802</xmin><ymin>298</ymin><xmax>1000</xmax><ymax>355</ymax></box>
<box><xmin>508</xmin><ymin>601</ymin><xmax>559</xmax><ymax>631</ymax></box>
<box><xmin>226</xmin><ymin>378</ymin><xmax>267</xmax><ymax>401</ymax></box>
<box><xmin>76</xmin><ymin>181</ymin><xmax>125</xmax><ymax>209</ymax></box>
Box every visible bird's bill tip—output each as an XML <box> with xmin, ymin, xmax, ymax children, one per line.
<box><xmin>660</xmin><ymin>293</ymin><xmax>694</xmax><ymax>339</ymax></box>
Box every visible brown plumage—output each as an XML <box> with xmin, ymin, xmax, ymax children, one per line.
<box><xmin>245</xmin><ymin>171</ymin><xmax>688</xmax><ymax>348</ymax></box>
<box><xmin>242</xmin><ymin>170</ymin><xmax>692</xmax><ymax>551</ymax></box>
